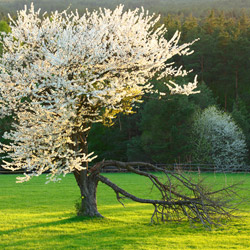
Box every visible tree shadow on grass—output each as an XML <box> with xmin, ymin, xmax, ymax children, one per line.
<box><xmin>0</xmin><ymin>219</ymin><xmax>145</xmax><ymax>249</ymax></box>
<box><xmin>0</xmin><ymin>212</ymin><xmax>199</xmax><ymax>237</ymax></box>
<box><xmin>0</xmin><ymin>215</ymin><xmax>104</xmax><ymax>236</ymax></box>
<box><xmin>0</xmin><ymin>215</ymin><xmax>153</xmax><ymax>249</ymax></box>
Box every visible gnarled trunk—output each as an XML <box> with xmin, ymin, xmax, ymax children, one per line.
<box><xmin>72</xmin><ymin>130</ymin><xmax>103</xmax><ymax>217</ymax></box>
<box><xmin>74</xmin><ymin>169</ymin><xmax>103</xmax><ymax>217</ymax></box>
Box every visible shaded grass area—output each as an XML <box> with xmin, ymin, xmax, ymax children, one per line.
<box><xmin>0</xmin><ymin>172</ymin><xmax>250</xmax><ymax>249</ymax></box>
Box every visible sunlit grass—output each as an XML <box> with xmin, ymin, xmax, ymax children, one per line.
<box><xmin>0</xmin><ymin>173</ymin><xmax>250</xmax><ymax>249</ymax></box>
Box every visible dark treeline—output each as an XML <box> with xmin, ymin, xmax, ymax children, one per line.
<box><xmin>163</xmin><ymin>10</ymin><xmax>250</xmax><ymax>111</ymax></box>
<box><xmin>0</xmin><ymin>2</ymin><xmax>250</xmax><ymax>165</ymax></box>
<box><xmin>0</xmin><ymin>0</ymin><xmax>250</xmax><ymax>19</ymax></box>
<box><xmin>89</xmin><ymin>10</ymin><xmax>250</xmax><ymax>164</ymax></box>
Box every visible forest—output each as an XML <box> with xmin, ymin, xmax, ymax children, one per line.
<box><xmin>0</xmin><ymin>0</ymin><xmax>249</xmax><ymax>167</ymax></box>
<box><xmin>0</xmin><ymin>0</ymin><xmax>249</xmax><ymax>18</ymax></box>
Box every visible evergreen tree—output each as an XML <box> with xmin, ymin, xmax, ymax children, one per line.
<box><xmin>232</xmin><ymin>99</ymin><xmax>250</xmax><ymax>163</ymax></box>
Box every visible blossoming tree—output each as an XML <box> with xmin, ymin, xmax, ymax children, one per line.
<box><xmin>191</xmin><ymin>106</ymin><xmax>247</xmax><ymax>169</ymax></box>
<box><xmin>0</xmin><ymin>4</ymin><xmax>235</xmax><ymax>225</ymax></box>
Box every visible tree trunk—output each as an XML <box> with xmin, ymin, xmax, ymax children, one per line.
<box><xmin>74</xmin><ymin>169</ymin><xmax>103</xmax><ymax>217</ymax></box>
<box><xmin>72</xmin><ymin>131</ymin><xmax>102</xmax><ymax>217</ymax></box>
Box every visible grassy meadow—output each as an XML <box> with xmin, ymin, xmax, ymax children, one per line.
<box><xmin>0</xmin><ymin>172</ymin><xmax>250</xmax><ymax>249</ymax></box>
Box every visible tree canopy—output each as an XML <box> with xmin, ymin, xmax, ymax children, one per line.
<box><xmin>0</xmin><ymin>4</ymin><xmax>200</xmax><ymax>182</ymax></box>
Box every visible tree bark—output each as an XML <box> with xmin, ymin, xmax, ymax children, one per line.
<box><xmin>74</xmin><ymin>169</ymin><xmax>103</xmax><ymax>217</ymax></box>
<box><xmin>72</xmin><ymin>131</ymin><xmax>103</xmax><ymax>217</ymax></box>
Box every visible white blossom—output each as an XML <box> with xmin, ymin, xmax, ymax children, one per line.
<box><xmin>0</xmin><ymin>4</ymin><xmax>198</xmax><ymax>182</ymax></box>
<box><xmin>191</xmin><ymin>106</ymin><xmax>248</xmax><ymax>170</ymax></box>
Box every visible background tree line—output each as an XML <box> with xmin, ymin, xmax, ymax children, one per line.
<box><xmin>88</xmin><ymin>10</ymin><xmax>250</xmax><ymax>165</ymax></box>
<box><xmin>0</xmin><ymin>0</ymin><xmax>249</xmax><ymax>18</ymax></box>
<box><xmin>0</xmin><ymin>2</ymin><xmax>249</xmax><ymax>167</ymax></box>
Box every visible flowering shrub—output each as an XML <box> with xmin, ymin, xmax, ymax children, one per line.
<box><xmin>191</xmin><ymin>106</ymin><xmax>248</xmax><ymax>170</ymax></box>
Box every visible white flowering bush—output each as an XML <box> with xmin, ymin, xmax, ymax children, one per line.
<box><xmin>191</xmin><ymin>106</ymin><xmax>248</xmax><ymax>170</ymax></box>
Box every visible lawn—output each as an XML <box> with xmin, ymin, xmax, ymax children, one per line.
<box><xmin>0</xmin><ymin>172</ymin><xmax>250</xmax><ymax>249</ymax></box>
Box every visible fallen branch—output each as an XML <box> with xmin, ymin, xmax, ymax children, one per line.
<box><xmin>92</xmin><ymin>160</ymin><xmax>240</xmax><ymax>227</ymax></box>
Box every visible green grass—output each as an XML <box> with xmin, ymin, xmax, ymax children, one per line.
<box><xmin>0</xmin><ymin>172</ymin><xmax>250</xmax><ymax>249</ymax></box>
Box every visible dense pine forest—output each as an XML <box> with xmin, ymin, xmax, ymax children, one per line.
<box><xmin>0</xmin><ymin>0</ymin><xmax>250</xmax><ymax>166</ymax></box>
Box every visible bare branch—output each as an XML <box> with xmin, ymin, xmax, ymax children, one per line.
<box><xmin>94</xmin><ymin>160</ymin><xmax>240</xmax><ymax>227</ymax></box>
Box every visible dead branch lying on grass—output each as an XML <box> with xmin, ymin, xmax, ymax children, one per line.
<box><xmin>91</xmin><ymin>160</ymin><xmax>240</xmax><ymax>227</ymax></box>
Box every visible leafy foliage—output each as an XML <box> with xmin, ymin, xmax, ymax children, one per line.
<box><xmin>232</xmin><ymin>99</ymin><xmax>250</xmax><ymax>164</ymax></box>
